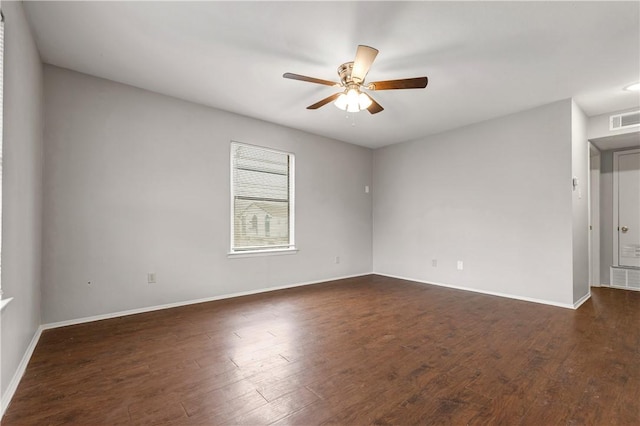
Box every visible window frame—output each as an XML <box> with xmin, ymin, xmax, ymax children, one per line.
<box><xmin>0</xmin><ymin>9</ymin><xmax>6</xmax><ymax>305</ymax></box>
<box><xmin>228</xmin><ymin>141</ymin><xmax>296</xmax><ymax>257</ymax></box>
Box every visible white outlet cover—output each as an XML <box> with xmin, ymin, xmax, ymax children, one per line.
<box><xmin>457</xmin><ymin>261</ymin><xmax>464</xmax><ymax>270</ymax></box>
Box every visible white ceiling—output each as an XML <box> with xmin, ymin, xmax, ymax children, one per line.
<box><xmin>22</xmin><ymin>1</ymin><xmax>640</xmax><ymax>149</ymax></box>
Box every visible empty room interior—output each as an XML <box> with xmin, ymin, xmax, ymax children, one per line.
<box><xmin>1</xmin><ymin>1</ymin><xmax>640</xmax><ymax>424</ymax></box>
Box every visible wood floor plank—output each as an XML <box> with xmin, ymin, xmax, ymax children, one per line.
<box><xmin>183</xmin><ymin>389</ymin><xmax>268</xmax><ymax>423</ymax></box>
<box><xmin>230</xmin><ymin>387</ymin><xmax>319</xmax><ymax>425</ymax></box>
<box><xmin>3</xmin><ymin>275</ymin><xmax>639</xmax><ymax>425</ymax></box>
<box><xmin>270</xmin><ymin>399</ymin><xmax>336</xmax><ymax>426</ymax></box>
<box><xmin>180</xmin><ymin>379</ymin><xmax>259</xmax><ymax>417</ymax></box>
<box><xmin>127</xmin><ymin>392</ymin><xmax>188</xmax><ymax>424</ymax></box>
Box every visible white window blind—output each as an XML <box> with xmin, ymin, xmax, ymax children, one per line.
<box><xmin>230</xmin><ymin>142</ymin><xmax>295</xmax><ymax>253</ymax></box>
<box><xmin>0</xmin><ymin>9</ymin><xmax>4</xmax><ymax>295</ymax></box>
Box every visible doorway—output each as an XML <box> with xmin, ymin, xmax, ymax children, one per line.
<box><xmin>613</xmin><ymin>148</ymin><xmax>640</xmax><ymax>269</ymax></box>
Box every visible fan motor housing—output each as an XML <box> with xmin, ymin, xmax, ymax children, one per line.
<box><xmin>338</xmin><ymin>62</ymin><xmax>355</xmax><ymax>85</ymax></box>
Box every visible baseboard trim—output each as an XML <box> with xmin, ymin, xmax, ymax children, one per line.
<box><xmin>42</xmin><ymin>273</ymin><xmax>370</xmax><ymax>330</ymax></box>
<box><xmin>573</xmin><ymin>291</ymin><xmax>591</xmax><ymax>309</ymax></box>
<box><xmin>1</xmin><ymin>325</ymin><xmax>44</xmax><ymax>418</ymax></box>
<box><xmin>373</xmin><ymin>272</ymin><xmax>576</xmax><ymax>309</ymax></box>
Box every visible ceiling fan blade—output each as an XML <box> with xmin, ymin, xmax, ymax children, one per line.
<box><xmin>283</xmin><ymin>72</ymin><xmax>340</xmax><ymax>87</ymax></box>
<box><xmin>367</xmin><ymin>77</ymin><xmax>428</xmax><ymax>90</ymax></box>
<box><xmin>351</xmin><ymin>45</ymin><xmax>379</xmax><ymax>83</ymax></box>
<box><xmin>307</xmin><ymin>93</ymin><xmax>342</xmax><ymax>110</ymax></box>
<box><xmin>366</xmin><ymin>95</ymin><xmax>384</xmax><ymax>114</ymax></box>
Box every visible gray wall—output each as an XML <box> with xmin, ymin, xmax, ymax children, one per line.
<box><xmin>41</xmin><ymin>65</ymin><xmax>373</xmax><ymax>324</ymax></box>
<box><xmin>373</xmin><ymin>99</ymin><xmax>575</xmax><ymax>306</ymax></box>
<box><xmin>1</xmin><ymin>0</ymin><xmax>43</xmax><ymax>403</ymax></box>
<box><xmin>571</xmin><ymin>101</ymin><xmax>589</xmax><ymax>303</ymax></box>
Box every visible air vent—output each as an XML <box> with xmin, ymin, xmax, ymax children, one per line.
<box><xmin>610</xmin><ymin>266</ymin><xmax>640</xmax><ymax>290</ymax></box>
<box><xmin>610</xmin><ymin>110</ymin><xmax>640</xmax><ymax>130</ymax></box>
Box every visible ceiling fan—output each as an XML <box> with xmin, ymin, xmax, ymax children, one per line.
<box><xmin>283</xmin><ymin>45</ymin><xmax>428</xmax><ymax>115</ymax></box>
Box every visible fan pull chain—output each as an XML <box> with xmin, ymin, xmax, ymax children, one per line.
<box><xmin>345</xmin><ymin>112</ymin><xmax>357</xmax><ymax>127</ymax></box>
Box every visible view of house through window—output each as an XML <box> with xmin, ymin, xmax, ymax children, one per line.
<box><xmin>231</xmin><ymin>142</ymin><xmax>294</xmax><ymax>252</ymax></box>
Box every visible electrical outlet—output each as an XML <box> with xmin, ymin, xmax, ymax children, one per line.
<box><xmin>457</xmin><ymin>261</ymin><xmax>464</xmax><ymax>270</ymax></box>
<box><xmin>432</xmin><ymin>259</ymin><xmax>437</xmax><ymax>267</ymax></box>
<box><xmin>147</xmin><ymin>273</ymin><xmax>156</xmax><ymax>284</ymax></box>
<box><xmin>365</xmin><ymin>185</ymin><xmax>370</xmax><ymax>194</ymax></box>
<box><xmin>335</xmin><ymin>256</ymin><xmax>340</xmax><ymax>264</ymax></box>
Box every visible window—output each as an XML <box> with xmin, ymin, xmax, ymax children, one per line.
<box><xmin>264</xmin><ymin>215</ymin><xmax>271</xmax><ymax>237</ymax></box>
<box><xmin>230</xmin><ymin>142</ymin><xmax>295</xmax><ymax>254</ymax></box>
<box><xmin>251</xmin><ymin>215</ymin><xmax>258</xmax><ymax>234</ymax></box>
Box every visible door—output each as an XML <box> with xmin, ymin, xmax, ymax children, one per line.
<box><xmin>615</xmin><ymin>149</ymin><xmax>640</xmax><ymax>268</ymax></box>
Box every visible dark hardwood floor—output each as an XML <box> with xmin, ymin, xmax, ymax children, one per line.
<box><xmin>3</xmin><ymin>275</ymin><xmax>639</xmax><ymax>425</ymax></box>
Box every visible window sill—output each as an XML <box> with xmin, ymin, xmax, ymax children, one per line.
<box><xmin>1</xmin><ymin>297</ymin><xmax>14</xmax><ymax>313</ymax></box>
<box><xmin>228</xmin><ymin>248</ymin><xmax>298</xmax><ymax>259</ymax></box>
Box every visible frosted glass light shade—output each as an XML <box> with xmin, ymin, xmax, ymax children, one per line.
<box><xmin>358</xmin><ymin>93</ymin><xmax>372</xmax><ymax>109</ymax></box>
<box><xmin>334</xmin><ymin>93</ymin><xmax>348</xmax><ymax>110</ymax></box>
<box><xmin>334</xmin><ymin>88</ymin><xmax>370</xmax><ymax>112</ymax></box>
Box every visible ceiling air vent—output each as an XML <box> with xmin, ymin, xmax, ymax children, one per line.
<box><xmin>609</xmin><ymin>110</ymin><xmax>640</xmax><ymax>131</ymax></box>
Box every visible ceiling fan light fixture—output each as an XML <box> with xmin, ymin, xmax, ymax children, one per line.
<box><xmin>335</xmin><ymin>88</ymin><xmax>370</xmax><ymax>112</ymax></box>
